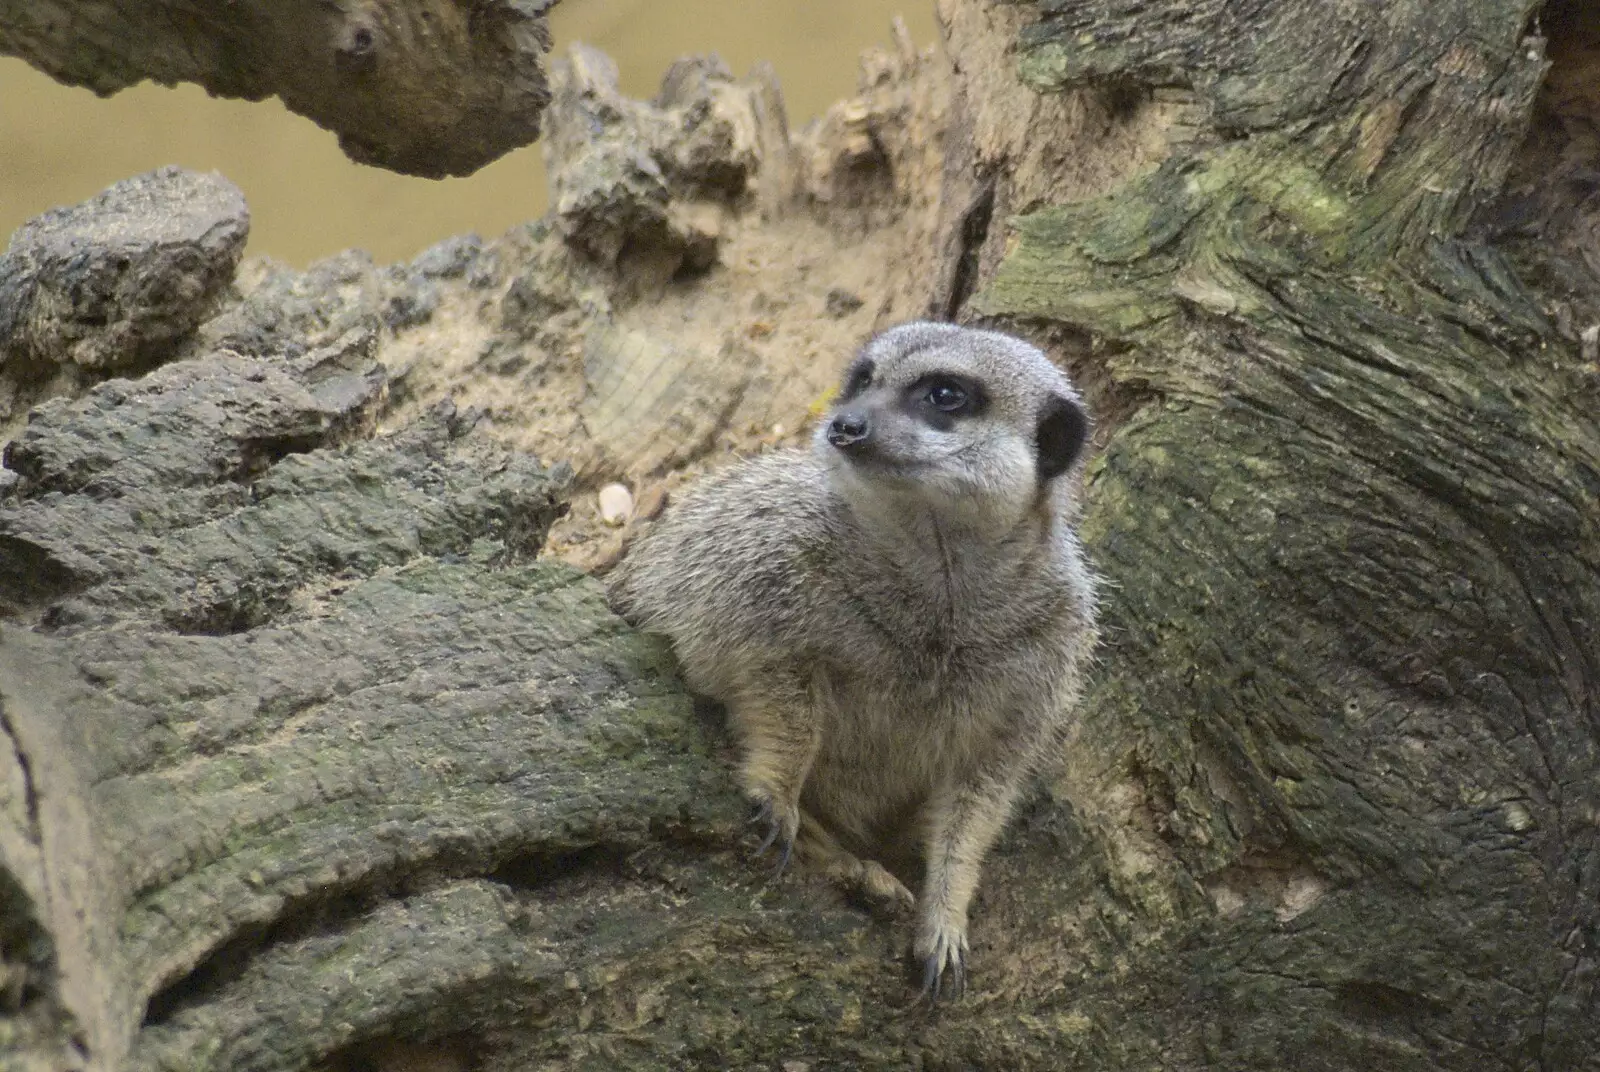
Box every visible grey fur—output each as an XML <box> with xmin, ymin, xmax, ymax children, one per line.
<box><xmin>608</xmin><ymin>321</ymin><xmax>1097</xmax><ymax>997</ymax></box>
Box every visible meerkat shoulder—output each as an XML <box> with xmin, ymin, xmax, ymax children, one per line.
<box><xmin>609</xmin><ymin>450</ymin><xmax>840</xmax><ymax>633</ymax></box>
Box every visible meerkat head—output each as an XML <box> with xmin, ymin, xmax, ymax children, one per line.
<box><xmin>814</xmin><ymin>321</ymin><xmax>1090</xmax><ymax>530</ymax></box>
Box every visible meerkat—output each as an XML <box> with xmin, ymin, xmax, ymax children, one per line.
<box><xmin>607</xmin><ymin>321</ymin><xmax>1097</xmax><ymax>998</ymax></box>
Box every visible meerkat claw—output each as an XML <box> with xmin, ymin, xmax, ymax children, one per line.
<box><xmin>755</xmin><ymin>828</ymin><xmax>780</xmax><ymax>857</ymax></box>
<box><xmin>753</xmin><ymin>809</ymin><xmax>781</xmax><ymax>855</ymax></box>
<box><xmin>749</xmin><ymin>797</ymin><xmax>796</xmax><ymax>879</ymax></box>
<box><xmin>772</xmin><ymin>837</ymin><xmax>795</xmax><ymax>879</ymax></box>
<box><xmin>918</xmin><ymin>932</ymin><xmax>968</xmax><ymax>1003</ymax></box>
<box><xmin>920</xmin><ymin>952</ymin><xmax>966</xmax><ymax>1003</ymax></box>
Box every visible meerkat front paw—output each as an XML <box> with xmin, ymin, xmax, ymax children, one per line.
<box><xmin>747</xmin><ymin>793</ymin><xmax>799</xmax><ymax>879</ymax></box>
<box><xmin>915</xmin><ymin>916</ymin><xmax>969</xmax><ymax>1001</ymax></box>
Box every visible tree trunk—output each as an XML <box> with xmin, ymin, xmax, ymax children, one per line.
<box><xmin>959</xmin><ymin>0</ymin><xmax>1600</xmax><ymax>1066</ymax></box>
<box><xmin>0</xmin><ymin>0</ymin><xmax>554</xmax><ymax>177</ymax></box>
<box><xmin>2</xmin><ymin>1</ymin><xmax>1598</xmax><ymax>1070</ymax></box>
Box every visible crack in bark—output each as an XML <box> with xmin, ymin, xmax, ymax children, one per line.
<box><xmin>0</xmin><ymin>697</ymin><xmax>41</xmax><ymax>846</ymax></box>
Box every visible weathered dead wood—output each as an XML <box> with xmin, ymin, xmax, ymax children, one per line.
<box><xmin>0</xmin><ymin>0</ymin><xmax>555</xmax><ymax>177</ymax></box>
<box><xmin>0</xmin><ymin>41</ymin><xmax>959</xmax><ymax>1072</ymax></box>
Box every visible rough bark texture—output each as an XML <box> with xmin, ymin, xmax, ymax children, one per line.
<box><xmin>0</xmin><ymin>0</ymin><xmax>554</xmax><ymax>177</ymax></box>
<box><xmin>0</xmin><ymin>168</ymin><xmax>249</xmax><ymax>375</ymax></box>
<box><xmin>963</xmin><ymin>0</ymin><xmax>1600</xmax><ymax>1067</ymax></box>
<box><xmin>3</xmin><ymin>1</ymin><xmax>1599</xmax><ymax>1070</ymax></box>
<box><xmin>0</xmin><ymin>168</ymin><xmax>251</xmax><ymax>447</ymax></box>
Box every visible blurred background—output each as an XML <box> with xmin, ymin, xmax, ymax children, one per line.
<box><xmin>0</xmin><ymin>0</ymin><xmax>937</xmax><ymax>267</ymax></box>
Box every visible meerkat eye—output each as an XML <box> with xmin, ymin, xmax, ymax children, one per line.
<box><xmin>925</xmin><ymin>380</ymin><xmax>970</xmax><ymax>413</ymax></box>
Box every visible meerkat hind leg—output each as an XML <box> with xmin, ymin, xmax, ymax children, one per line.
<box><xmin>798</xmin><ymin>814</ymin><xmax>916</xmax><ymax>913</ymax></box>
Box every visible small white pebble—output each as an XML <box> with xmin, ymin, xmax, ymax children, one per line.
<box><xmin>771</xmin><ymin>423</ymin><xmax>786</xmax><ymax>438</ymax></box>
<box><xmin>1502</xmin><ymin>800</ymin><xmax>1535</xmax><ymax>833</ymax></box>
<box><xmin>598</xmin><ymin>483</ymin><xmax>634</xmax><ymax>526</ymax></box>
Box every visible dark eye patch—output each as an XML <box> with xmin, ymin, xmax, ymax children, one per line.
<box><xmin>905</xmin><ymin>372</ymin><xmax>986</xmax><ymax>430</ymax></box>
<box><xmin>838</xmin><ymin>356</ymin><xmax>875</xmax><ymax>401</ymax></box>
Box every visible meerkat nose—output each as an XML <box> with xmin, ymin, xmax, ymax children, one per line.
<box><xmin>826</xmin><ymin>411</ymin><xmax>871</xmax><ymax>450</ymax></box>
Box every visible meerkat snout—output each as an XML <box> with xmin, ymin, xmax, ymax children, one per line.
<box><xmin>824</xmin><ymin>410</ymin><xmax>871</xmax><ymax>449</ymax></box>
<box><xmin>609</xmin><ymin>320</ymin><xmax>1099</xmax><ymax>1000</ymax></box>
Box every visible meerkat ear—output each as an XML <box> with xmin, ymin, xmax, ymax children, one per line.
<box><xmin>1035</xmin><ymin>394</ymin><xmax>1089</xmax><ymax>481</ymax></box>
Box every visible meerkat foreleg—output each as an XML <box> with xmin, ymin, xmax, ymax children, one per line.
<box><xmin>726</xmin><ymin>666</ymin><xmax>823</xmax><ymax>877</ymax></box>
<box><xmin>915</xmin><ymin>765</ymin><xmax>1030</xmax><ymax>1000</ymax></box>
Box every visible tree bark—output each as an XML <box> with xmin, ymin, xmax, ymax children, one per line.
<box><xmin>0</xmin><ymin>0</ymin><xmax>554</xmax><ymax>178</ymax></box>
<box><xmin>960</xmin><ymin>0</ymin><xmax>1600</xmax><ymax>1066</ymax></box>
<box><xmin>2</xmin><ymin>1</ymin><xmax>1598</xmax><ymax>1069</ymax></box>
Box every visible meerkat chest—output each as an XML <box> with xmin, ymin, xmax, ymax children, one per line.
<box><xmin>812</xmin><ymin>546</ymin><xmax>1077</xmax><ymax>762</ymax></box>
<box><xmin>806</xmin><ymin>661</ymin><xmax>1028</xmax><ymax>847</ymax></box>
<box><xmin>818</xmin><ymin>646</ymin><xmax>1035</xmax><ymax>778</ymax></box>
<box><xmin>830</xmin><ymin>538</ymin><xmax>1071</xmax><ymax>657</ymax></box>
